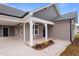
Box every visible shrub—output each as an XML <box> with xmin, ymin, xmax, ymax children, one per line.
<box><xmin>75</xmin><ymin>33</ymin><xmax>79</xmax><ymax>40</ymax></box>
<box><xmin>43</xmin><ymin>41</ymin><xmax>48</xmax><ymax>45</ymax></box>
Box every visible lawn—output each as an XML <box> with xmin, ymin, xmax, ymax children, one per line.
<box><xmin>60</xmin><ymin>33</ymin><xmax>79</xmax><ymax>56</ymax></box>
<box><xmin>60</xmin><ymin>44</ymin><xmax>79</xmax><ymax>56</ymax></box>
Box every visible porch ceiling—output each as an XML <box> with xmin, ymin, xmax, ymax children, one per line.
<box><xmin>0</xmin><ymin>20</ymin><xmax>21</xmax><ymax>26</ymax></box>
<box><xmin>26</xmin><ymin>17</ymin><xmax>55</xmax><ymax>25</ymax></box>
<box><xmin>0</xmin><ymin>15</ymin><xmax>22</xmax><ymax>26</ymax></box>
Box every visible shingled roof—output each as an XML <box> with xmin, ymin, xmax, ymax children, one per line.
<box><xmin>0</xmin><ymin>4</ymin><xmax>29</xmax><ymax>18</ymax></box>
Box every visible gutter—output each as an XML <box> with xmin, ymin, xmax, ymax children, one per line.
<box><xmin>0</xmin><ymin>12</ymin><xmax>29</xmax><ymax>19</ymax></box>
<box><xmin>53</xmin><ymin>18</ymin><xmax>75</xmax><ymax>22</ymax></box>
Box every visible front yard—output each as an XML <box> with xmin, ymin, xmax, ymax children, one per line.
<box><xmin>60</xmin><ymin>33</ymin><xmax>79</xmax><ymax>56</ymax></box>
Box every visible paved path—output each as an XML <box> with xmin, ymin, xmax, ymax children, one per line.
<box><xmin>0</xmin><ymin>37</ymin><xmax>70</xmax><ymax>56</ymax></box>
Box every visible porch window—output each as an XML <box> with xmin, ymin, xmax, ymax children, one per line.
<box><xmin>20</xmin><ymin>24</ymin><xmax>23</xmax><ymax>36</ymax></box>
<box><xmin>33</xmin><ymin>24</ymin><xmax>39</xmax><ymax>35</ymax></box>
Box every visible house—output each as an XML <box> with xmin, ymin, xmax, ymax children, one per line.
<box><xmin>0</xmin><ymin>4</ymin><xmax>77</xmax><ymax>46</ymax></box>
<box><xmin>75</xmin><ymin>24</ymin><xmax>79</xmax><ymax>33</ymax></box>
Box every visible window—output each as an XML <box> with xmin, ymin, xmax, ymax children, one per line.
<box><xmin>33</xmin><ymin>24</ymin><xmax>39</xmax><ymax>35</ymax></box>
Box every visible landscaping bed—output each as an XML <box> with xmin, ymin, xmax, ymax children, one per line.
<box><xmin>32</xmin><ymin>40</ymin><xmax>54</xmax><ymax>50</ymax></box>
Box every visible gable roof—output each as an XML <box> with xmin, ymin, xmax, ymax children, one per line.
<box><xmin>30</xmin><ymin>3</ymin><xmax>60</xmax><ymax>16</ymax></box>
<box><xmin>53</xmin><ymin>11</ymin><xmax>77</xmax><ymax>22</ymax></box>
<box><xmin>23</xmin><ymin>3</ymin><xmax>61</xmax><ymax>19</ymax></box>
<box><xmin>0</xmin><ymin>3</ymin><xmax>76</xmax><ymax>21</ymax></box>
<box><xmin>0</xmin><ymin>4</ymin><xmax>29</xmax><ymax>18</ymax></box>
<box><xmin>0</xmin><ymin>3</ymin><xmax>61</xmax><ymax>19</ymax></box>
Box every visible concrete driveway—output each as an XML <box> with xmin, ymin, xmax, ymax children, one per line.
<box><xmin>0</xmin><ymin>37</ymin><xmax>40</xmax><ymax>56</ymax></box>
<box><xmin>0</xmin><ymin>37</ymin><xmax>70</xmax><ymax>56</ymax></box>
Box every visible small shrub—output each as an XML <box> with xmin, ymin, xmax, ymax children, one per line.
<box><xmin>75</xmin><ymin>33</ymin><xmax>79</xmax><ymax>40</ymax></box>
<box><xmin>44</xmin><ymin>41</ymin><xmax>48</xmax><ymax>45</ymax></box>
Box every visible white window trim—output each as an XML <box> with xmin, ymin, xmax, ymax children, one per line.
<box><xmin>33</xmin><ymin>24</ymin><xmax>39</xmax><ymax>36</ymax></box>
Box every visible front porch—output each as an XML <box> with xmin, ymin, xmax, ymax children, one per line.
<box><xmin>24</xmin><ymin>17</ymin><xmax>55</xmax><ymax>46</ymax></box>
<box><xmin>0</xmin><ymin>15</ymin><xmax>23</xmax><ymax>37</ymax></box>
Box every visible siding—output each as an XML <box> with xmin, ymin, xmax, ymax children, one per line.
<box><xmin>9</xmin><ymin>26</ymin><xmax>15</xmax><ymax>36</ymax></box>
<box><xmin>15</xmin><ymin>24</ymin><xmax>20</xmax><ymax>36</ymax></box>
<box><xmin>49</xmin><ymin>20</ymin><xmax>71</xmax><ymax>41</ymax></box>
<box><xmin>0</xmin><ymin>26</ymin><xmax>2</xmax><ymax>37</ymax></box>
<box><xmin>15</xmin><ymin>23</ymin><xmax>24</xmax><ymax>40</ymax></box>
<box><xmin>25</xmin><ymin>23</ymin><xmax>30</xmax><ymax>41</ymax></box>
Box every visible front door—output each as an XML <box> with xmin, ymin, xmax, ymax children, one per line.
<box><xmin>43</xmin><ymin>26</ymin><xmax>45</xmax><ymax>37</ymax></box>
<box><xmin>3</xmin><ymin>28</ymin><xmax>8</xmax><ymax>37</ymax></box>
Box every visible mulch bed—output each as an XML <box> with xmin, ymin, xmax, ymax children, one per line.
<box><xmin>32</xmin><ymin>40</ymin><xmax>54</xmax><ymax>50</ymax></box>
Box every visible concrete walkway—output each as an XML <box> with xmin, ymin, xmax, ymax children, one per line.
<box><xmin>38</xmin><ymin>39</ymin><xmax>70</xmax><ymax>56</ymax></box>
<box><xmin>0</xmin><ymin>37</ymin><xmax>70</xmax><ymax>56</ymax></box>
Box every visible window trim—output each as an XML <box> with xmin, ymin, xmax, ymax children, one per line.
<box><xmin>33</xmin><ymin>24</ymin><xmax>39</xmax><ymax>36</ymax></box>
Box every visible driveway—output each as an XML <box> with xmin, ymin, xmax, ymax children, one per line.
<box><xmin>0</xmin><ymin>37</ymin><xmax>70</xmax><ymax>56</ymax></box>
<box><xmin>0</xmin><ymin>37</ymin><xmax>41</xmax><ymax>56</ymax></box>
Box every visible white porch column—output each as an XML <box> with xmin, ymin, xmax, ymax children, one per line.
<box><xmin>23</xmin><ymin>23</ymin><xmax>26</xmax><ymax>42</ymax></box>
<box><xmin>29</xmin><ymin>20</ymin><xmax>33</xmax><ymax>46</ymax></box>
<box><xmin>45</xmin><ymin>24</ymin><xmax>48</xmax><ymax>41</ymax></box>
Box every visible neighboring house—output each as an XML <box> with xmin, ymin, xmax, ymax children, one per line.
<box><xmin>75</xmin><ymin>24</ymin><xmax>79</xmax><ymax>33</ymax></box>
<box><xmin>0</xmin><ymin>4</ymin><xmax>77</xmax><ymax>46</ymax></box>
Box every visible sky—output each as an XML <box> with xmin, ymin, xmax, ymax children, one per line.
<box><xmin>5</xmin><ymin>3</ymin><xmax>49</xmax><ymax>11</ymax></box>
<box><xmin>5</xmin><ymin>3</ymin><xmax>79</xmax><ymax>23</ymax></box>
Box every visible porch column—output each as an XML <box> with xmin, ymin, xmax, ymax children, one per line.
<box><xmin>23</xmin><ymin>23</ymin><xmax>26</xmax><ymax>42</ymax></box>
<box><xmin>29</xmin><ymin>20</ymin><xmax>33</xmax><ymax>46</ymax></box>
<box><xmin>45</xmin><ymin>24</ymin><xmax>48</xmax><ymax>41</ymax></box>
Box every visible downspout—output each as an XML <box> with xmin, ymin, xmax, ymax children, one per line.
<box><xmin>70</xmin><ymin>19</ymin><xmax>72</xmax><ymax>43</ymax></box>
